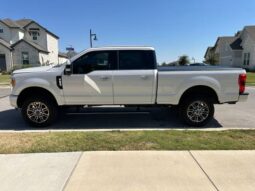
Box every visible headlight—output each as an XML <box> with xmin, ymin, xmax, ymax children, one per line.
<box><xmin>11</xmin><ymin>77</ymin><xmax>16</xmax><ymax>87</ymax></box>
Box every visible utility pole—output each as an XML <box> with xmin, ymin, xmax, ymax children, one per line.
<box><xmin>89</xmin><ymin>29</ymin><xmax>97</xmax><ymax>48</ymax></box>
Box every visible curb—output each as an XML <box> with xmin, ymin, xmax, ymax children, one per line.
<box><xmin>0</xmin><ymin>85</ymin><xmax>10</xmax><ymax>88</ymax></box>
<box><xmin>0</xmin><ymin>127</ymin><xmax>254</xmax><ymax>134</ymax></box>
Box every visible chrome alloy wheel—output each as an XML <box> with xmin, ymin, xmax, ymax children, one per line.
<box><xmin>26</xmin><ymin>102</ymin><xmax>50</xmax><ymax>124</ymax></box>
<box><xmin>186</xmin><ymin>101</ymin><xmax>210</xmax><ymax>123</ymax></box>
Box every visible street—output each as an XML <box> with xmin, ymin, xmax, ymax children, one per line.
<box><xmin>0</xmin><ymin>87</ymin><xmax>254</xmax><ymax>131</ymax></box>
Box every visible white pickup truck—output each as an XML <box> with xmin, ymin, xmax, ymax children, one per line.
<box><xmin>10</xmin><ymin>47</ymin><xmax>248</xmax><ymax>127</ymax></box>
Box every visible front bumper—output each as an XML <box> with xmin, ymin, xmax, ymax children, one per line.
<box><xmin>9</xmin><ymin>95</ymin><xmax>18</xmax><ymax>108</ymax></box>
<box><xmin>238</xmin><ymin>93</ymin><xmax>249</xmax><ymax>102</ymax></box>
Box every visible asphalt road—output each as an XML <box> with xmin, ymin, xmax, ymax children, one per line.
<box><xmin>0</xmin><ymin>87</ymin><xmax>254</xmax><ymax>131</ymax></box>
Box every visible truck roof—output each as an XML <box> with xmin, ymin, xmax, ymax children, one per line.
<box><xmin>70</xmin><ymin>46</ymin><xmax>155</xmax><ymax>62</ymax></box>
<box><xmin>88</xmin><ymin>46</ymin><xmax>155</xmax><ymax>51</ymax></box>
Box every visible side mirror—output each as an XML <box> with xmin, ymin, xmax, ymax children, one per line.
<box><xmin>64</xmin><ymin>60</ymin><xmax>72</xmax><ymax>75</ymax></box>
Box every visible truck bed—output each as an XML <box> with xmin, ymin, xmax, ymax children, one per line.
<box><xmin>158</xmin><ymin>66</ymin><xmax>243</xmax><ymax>71</ymax></box>
<box><xmin>156</xmin><ymin>66</ymin><xmax>244</xmax><ymax>105</ymax></box>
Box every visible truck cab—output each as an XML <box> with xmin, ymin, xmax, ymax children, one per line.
<box><xmin>62</xmin><ymin>47</ymin><xmax>157</xmax><ymax>105</ymax></box>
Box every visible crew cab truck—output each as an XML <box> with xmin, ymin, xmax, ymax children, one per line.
<box><xmin>9</xmin><ymin>47</ymin><xmax>249</xmax><ymax>127</ymax></box>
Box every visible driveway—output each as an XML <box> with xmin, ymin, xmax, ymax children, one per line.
<box><xmin>0</xmin><ymin>87</ymin><xmax>254</xmax><ymax>131</ymax></box>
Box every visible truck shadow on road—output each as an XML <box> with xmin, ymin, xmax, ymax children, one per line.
<box><xmin>0</xmin><ymin>107</ymin><xmax>222</xmax><ymax>131</ymax></box>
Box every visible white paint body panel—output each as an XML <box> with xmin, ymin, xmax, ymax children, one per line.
<box><xmin>157</xmin><ymin>70</ymin><xmax>241</xmax><ymax>105</ymax></box>
<box><xmin>112</xmin><ymin>70</ymin><xmax>156</xmax><ymax>104</ymax></box>
<box><xmin>62</xmin><ymin>71</ymin><xmax>113</xmax><ymax>105</ymax></box>
<box><xmin>11</xmin><ymin>65</ymin><xmax>65</xmax><ymax>106</ymax></box>
<box><xmin>10</xmin><ymin>47</ymin><xmax>246</xmax><ymax>108</ymax></box>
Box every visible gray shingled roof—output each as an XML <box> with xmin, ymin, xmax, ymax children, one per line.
<box><xmin>214</xmin><ymin>36</ymin><xmax>243</xmax><ymax>51</ymax></box>
<box><xmin>207</xmin><ymin>25</ymin><xmax>255</xmax><ymax>55</ymax></box>
<box><xmin>216</xmin><ymin>36</ymin><xmax>237</xmax><ymax>45</ymax></box>
<box><xmin>0</xmin><ymin>38</ymin><xmax>12</xmax><ymax>49</ymax></box>
<box><xmin>17</xmin><ymin>19</ymin><xmax>59</xmax><ymax>39</ymax></box>
<box><xmin>1</xmin><ymin>18</ymin><xmax>22</xmax><ymax>28</ymax></box>
<box><xmin>204</xmin><ymin>47</ymin><xmax>214</xmax><ymax>58</ymax></box>
<box><xmin>215</xmin><ymin>26</ymin><xmax>255</xmax><ymax>49</ymax></box>
<box><xmin>11</xmin><ymin>39</ymin><xmax>49</xmax><ymax>53</ymax></box>
<box><xmin>15</xmin><ymin>19</ymin><xmax>33</xmax><ymax>27</ymax></box>
<box><xmin>0</xmin><ymin>18</ymin><xmax>59</xmax><ymax>39</ymax></box>
<box><xmin>244</xmin><ymin>26</ymin><xmax>255</xmax><ymax>41</ymax></box>
<box><xmin>230</xmin><ymin>38</ymin><xmax>243</xmax><ymax>50</ymax></box>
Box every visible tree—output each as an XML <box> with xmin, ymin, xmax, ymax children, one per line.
<box><xmin>178</xmin><ymin>55</ymin><xmax>190</xmax><ymax>66</ymax></box>
<box><xmin>204</xmin><ymin>54</ymin><xmax>218</xmax><ymax>65</ymax></box>
<box><xmin>66</xmin><ymin>50</ymin><xmax>78</xmax><ymax>59</ymax></box>
<box><xmin>161</xmin><ymin>62</ymin><xmax>167</xmax><ymax>66</ymax></box>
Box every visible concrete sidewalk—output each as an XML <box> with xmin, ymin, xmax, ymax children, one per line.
<box><xmin>0</xmin><ymin>86</ymin><xmax>10</xmax><ymax>98</ymax></box>
<box><xmin>0</xmin><ymin>151</ymin><xmax>255</xmax><ymax>191</ymax></box>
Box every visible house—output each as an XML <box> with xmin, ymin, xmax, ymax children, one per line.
<box><xmin>0</xmin><ymin>18</ymin><xmax>68</xmax><ymax>71</ymax></box>
<box><xmin>204</xmin><ymin>46</ymin><xmax>218</xmax><ymax>63</ymax></box>
<box><xmin>239</xmin><ymin>26</ymin><xmax>255</xmax><ymax>70</ymax></box>
<box><xmin>58</xmin><ymin>52</ymin><xmax>68</xmax><ymax>64</ymax></box>
<box><xmin>205</xmin><ymin>26</ymin><xmax>255</xmax><ymax>71</ymax></box>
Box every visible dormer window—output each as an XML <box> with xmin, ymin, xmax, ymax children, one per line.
<box><xmin>29</xmin><ymin>28</ymin><xmax>40</xmax><ymax>40</ymax></box>
<box><xmin>32</xmin><ymin>33</ymin><xmax>38</xmax><ymax>40</ymax></box>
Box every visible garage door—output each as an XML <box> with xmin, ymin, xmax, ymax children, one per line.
<box><xmin>0</xmin><ymin>54</ymin><xmax>6</xmax><ymax>71</ymax></box>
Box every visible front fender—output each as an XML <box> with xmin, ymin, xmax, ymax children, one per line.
<box><xmin>13</xmin><ymin>77</ymin><xmax>64</xmax><ymax>105</ymax></box>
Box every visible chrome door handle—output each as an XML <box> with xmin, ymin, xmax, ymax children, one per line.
<box><xmin>100</xmin><ymin>76</ymin><xmax>110</xmax><ymax>80</ymax></box>
<box><xmin>140</xmin><ymin>75</ymin><xmax>148</xmax><ymax>80</ymax></box>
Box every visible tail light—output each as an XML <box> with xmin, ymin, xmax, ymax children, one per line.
<box><xmin>238</xmin><ymin>74</ymin><xmax>246</xmax><ymax>94</ymax></box>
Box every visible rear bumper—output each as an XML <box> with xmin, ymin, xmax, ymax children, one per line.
<box><xmin>9</xmin><ymin>94</ymin><xmax>18</xmax><ymax>108</ymax></box>
<box><xmin>238</xmin><ymin>93</ymin><xmax>249</xmax><ymax>102</ymax></box>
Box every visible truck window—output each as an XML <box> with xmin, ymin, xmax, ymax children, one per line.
<box><xmin>119</xmin><ymin>50</ymin><xmax>155</xmax><ymax>70</ymax></box>
<box><xmin>72</xmin><ymin>51</ymin><xmax>117</xmax><ymax>74</ymax></box>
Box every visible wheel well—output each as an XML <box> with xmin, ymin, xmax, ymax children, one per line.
<box><xmin>179</xmin><ymin>86</ymin><xmax>219</xmax><ymax>104</ymax></box>
<box><xmin>17</xmin><ymin>87</ymin><xmax>58</xmax><ymax>108</ymax></box>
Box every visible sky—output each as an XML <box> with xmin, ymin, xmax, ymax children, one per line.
<box><xmin>1</xmin><ymin>0</ymin><xmax>255</xmax><ymax>63</ymax></box>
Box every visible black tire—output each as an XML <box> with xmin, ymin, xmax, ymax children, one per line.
<box><xmin>179</xmin><ymin>96</ymin><xmax>214</xmax><ymax>127</ymax></box>
<box><xmin>21</xmin><ymin>97</ymin><xmax>58</xmax><ymax>127</ymax></box>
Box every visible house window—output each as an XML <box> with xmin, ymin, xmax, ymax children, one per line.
<box><xmin>243</xmin><ymin>53</ymin><xmax>246</xmax><ymax>65</ymax></box>
<box><xmin>0</xmin><ymin>29</ymin><xmax>3</xmax><ymax>33</ymax></box>
<box><xmin>247</xmin><ymin>53</ymin><xmax>250</xmax><ymax>66</ymax></box>
<box><xmin>22</xmin><ymin>52</ymin><xmax>29</xmax><ymax>65</ymax></box>
<box><xmin>243</xmin><ymin>53</ymin><xmax>250</xmax><ymax>66</ymax></box>
<box><xmin>29</xmin><ymin>30</ymin><xmax>40</xmax><ymax>40</ymax></box>
<box><xmin>225</xmin><ymin>44</ymin><xmax>228</xmax><ymax>51</ymax></box>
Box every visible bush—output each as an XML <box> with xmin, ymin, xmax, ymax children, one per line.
<box><xmin>1</xmin><ymin>71</ymin><xmax>11</xmax><ymax>75</ymax></box>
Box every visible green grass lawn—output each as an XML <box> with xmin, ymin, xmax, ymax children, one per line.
<box><xmin>247</xmin><ymin>72</ymin><xmax>255</xmax><ymax>86</ymax></box>
<box><xmin>0</xmin><ymin>130</ymin><xmax>255</xmax><ymax>154</ymax></box>
<box><xmin>0</xmin><ymin>74</ymin><xmax>10</xmax><ymax>84</ymax></box>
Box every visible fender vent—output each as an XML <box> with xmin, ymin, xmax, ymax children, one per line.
<box><xmin>56</xmin><ymin>76</ymin><xmax>63</xmax><ymax>89</ymax></box>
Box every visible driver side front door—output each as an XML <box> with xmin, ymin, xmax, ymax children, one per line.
<box><xmin>62</xmin><ymin>51</ymin><xmax>117</xmax><ymax>105</ymax></box>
